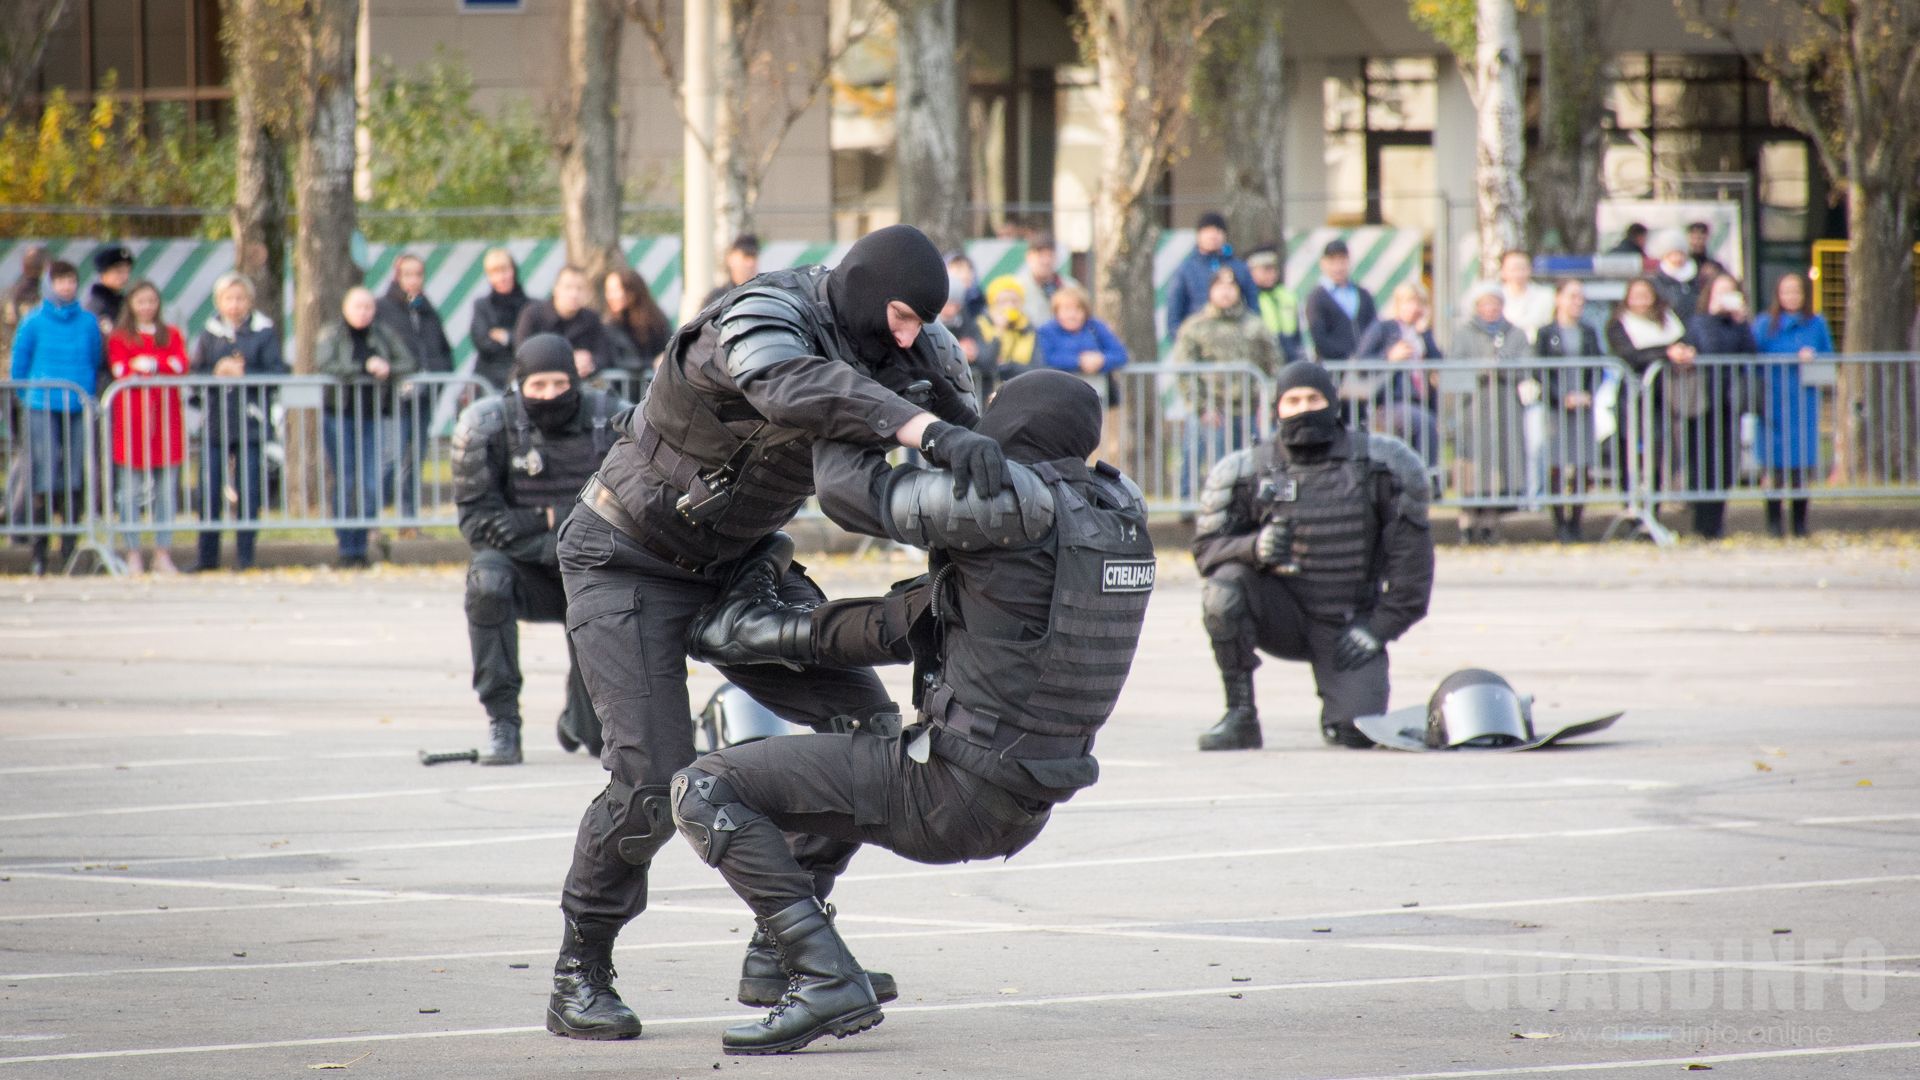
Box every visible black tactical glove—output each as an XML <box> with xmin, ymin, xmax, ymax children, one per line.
<box><xmin>919</xmin><ymin>421</ymin><xmax>1010</xmax><ymax>499</ymax></box>
<box><xmin>1254</xmin><ymin>518</ymin><xmax>1295</xmax><ymax>573</ymax></box>
<box><xmin>1330</xmin><ymin>623</ymin><xmax>1384</xmax><ymax>672</ymax></box>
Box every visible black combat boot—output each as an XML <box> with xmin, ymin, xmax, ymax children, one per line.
<box><xmin>1198</xmin><ymin>670</ymin><xmax>1262</xmax><ymax>751</ymax></box>
<box><xmin>547</xmin><ymin>918</ymin><xmax>642</xmax><ymax>1039</ymax></box>
<box><xmin>686</xmin><ymin>533</ymin><xmax>816</xmax><ymax>670</ymax></box>
<box><xmin>723</xmin><ymin>899</ymin><xmax>882</xmax><ymax>1055</ymax></box>
<box><xmin>738</xmin><ymin>916</ymin><xmax>898</xmax><ymax>1006</ymax></box>
<box><xmin>1320</xmin><ymin>718</ymin><xmax>1376</xmax><ymax>749</ymax></box>
<box><xmin>478</xmin><ymin>717</ymin><xmax>522</xmax><ymax>766</ymax></box>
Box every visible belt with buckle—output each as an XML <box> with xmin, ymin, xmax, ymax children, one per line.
<box><xmin>579</xmin><ymin>475</ymin><xmax>709</xmax><ymax>573</ymax></box>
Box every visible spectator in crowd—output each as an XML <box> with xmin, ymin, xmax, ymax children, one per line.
<box><xmin>1</xmin><ymin>244</ymin><xmax>48</xmax><ymax>362</ymax></box>
<box><xmin>1680</xmin><ymin>274</ymin><xmax>1757</xmax><ymax>540</ymax></box>
<box><xmin>601</xmin><ymin>266</ymin><xmax>671</xmax><ymax>393</ymax></box>
<box><xmin>977</xmin><ymin>275</ymin><xmax>1037</xmax><ymax>381</ymax></box>
<box><xmin>1497</xmin><ymin>248</ymin><xmax>1556</xmax><ymax>339</ymax></box>
<box><xmin>1753</xmin><ymin>272</ymin><xmax>1832</xmax><ymax>538</ymax></box>
<box><xmin>1036</xmin><ymin>283</ymin><xmax>1127</xmax><ymax>445</ymax></box>
<box><xmin>1165</xmin><ymin>212</ymin><xmax>1257</xmax><ymax>339</ymax></box>
<box><xmin>318</xmin><ymin>286</ymin><xmax>417</xmax><ymax>568</ymax></box>
<box><xmin>940</xmin><ymin>270</ymin><xmax>993</xmax><ymax>401</ymax></box>
<box><xmin>1245</xmin><ymin>246</ymin><xmax>1302</xmax><ymax>362</ymax></box>
<box><xmin>1608</xmin><ymin>222</ymin><xmax>1650</xmax><ymax>261</ymax></box>
<box><xmin>1649</xmin><ymin>231</ymin><xmax>1703</xmax><ymax>319</ymax></box>
<box><xmin>1607</xmin><ymin>276</ymin><xmax>1694</xmax><ymax>503</ymax></box>
<box><xmin>1304</xmin><ymin>239</ymin><xmax>1377</xmax><ymax>360</ymax></box>
<box><xmin>9</xmin><ymin>260</ymin><xmax>100</xmax><ymax>575</ymax></box>
<box><xmin>702</xmin><ymin>234</ymin><xmax>762</xmax><ymax>309</ymax></box>
<box><xmin>1010</xmin><ymin>231</ymin><xmax>1078</xmax><ymax>330</ymax></box>
<box><xmin>377</xmin><ymin>253</ymin><xmax>453</xmax><ymax>537</ymax></box>
<box><xmin>1169</xmin><ymin>266</ymin><xmax>1280</xmax><ymax>496</ymax></box>
<box><xmin>1450</xmin><ymin>281</ymin><xmax>1530</xmax><ymax>544</ymax></box>
<box><xmin>189</xmin><ymin>272</ymin><xmax>288</xmax><ymax>572</ymax></box>
<box><xmin>1354</xmin><ymin>280</ymin><xmax>1443</xmax><ymax>468</ymax></box>
<box><xmin>945</xmin><ymin>250</ymin><xmax>986</xmax><ymax>327</ymax></box>
<box><xmin>106</xmin><ymin>280</ymin><xmax>188</xmax><ymax>574</ymax></box>
<box><xmin>1534</xmin><ymin>279</ymin><xmax>1604</xmax><ymax>543</ymax></box>
<box><xmin>513</xmin><ymin>266</ymin><xmax>613</xmax><ymax>377</ymax></box>
<box><xmin>85</xmin><ymin>244</ymin><xmax>134</xmax><ymax>337</ymax></box>
<box><xmin>1686</xmin><ymin>222</ymin><xmax>1727</xmax><ymax>280</ymax></box>
<box><xmin>469</xmin><ymin>248</ymin><xmax>529</xmax><ymax>390</ymax></box>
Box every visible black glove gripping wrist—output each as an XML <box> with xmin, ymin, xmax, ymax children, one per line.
<box><xmin>920</xmin><ymin>421</ymin><xmax>1011</xmax><ymax>499</ymax></box>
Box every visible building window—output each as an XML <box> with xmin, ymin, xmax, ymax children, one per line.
<box><xmin>1325</xmin><ymin>58</ymin><xmax>1437</xmax><ymax>233</ymax></box>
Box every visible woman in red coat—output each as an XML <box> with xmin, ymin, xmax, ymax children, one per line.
<box><xmin>106</xmin><ymin>281</ymin><xmax>189</xmax><ymax>573</ymax></box>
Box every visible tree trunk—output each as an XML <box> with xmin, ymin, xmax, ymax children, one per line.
<box><xmin>1216</xmin><ymin>2</ymin><xmax>1285</xmax><ymax>249</ymax></box>
<box><xmin>712</xmin><ymin>0</ymin><xmax>751</xmax><ymax>252</ymax></box>
<box><xmin>1834</xmin><ymin>175</ymin><xmax>1915</xmax><ymax>482</ymax></box>
<box><xmin>229</xmin><ymin>0</ymin><xmax>289</xmax><ymax>327</ymax></box>
<box><xmin>0</xmin><ymin>0</ymin><xmax>71</xmax><ymax>125</ymax></box>
<box><xmin>1472</xmin><ymin>0</ymin><xmax>1526</xmax><ymax>277</ymax></box>
<box><xmin>1529</xmin><ymin>0</ymin><xmax>1603</xmax><ymax>253</ymax></box>
<box><xmin>892</xmin><ymin>0</ymin><xmax>969</xmax><ymax>251</ymax></box>
<box><xmin>1088</xmin><ymin>4</ymin><xmax>1163</xmax><ymax>363</ymax></box>
<box><xmin>560</xmin><ymin>0</ymin><xmax>624</xmax><ymax>281</ymax></box>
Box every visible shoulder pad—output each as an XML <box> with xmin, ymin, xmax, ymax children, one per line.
<box><xmin>720</xmin><ymin>323</ymin><xmax>815</xmax><ymax>382</ymax></box>
<box><xmin>452</xmin><ymin>395</ymin><xmax>509</xmax><ymax>452</ymax></box>
<box><xmin>1203</xmin><ymin>448</ymin><xmax>1259</xmax><ymax>491</ymax></box>
<box><xmin>921</xmin><ymin>321</ymin><xmax>976</xmax><ymax>400</ymax></box>
<box><xmin>887</xmin><ymin>461</ymin><xmax>1055</xmax><ymax>552</ymax></box>
<box><xmin>1195</xmin><ymin>448</ymin><xmax>1257</xmax><ymax>536</ymax></box>
<box><xmin>1366</xmin><ymin>431</ymin><xmax>1431</xmax><ymax>521</ymax></box>
<box><xmin>720</xmin><ymin>288</ymin><xmax>811</xmax><ymax>330</ymax></box>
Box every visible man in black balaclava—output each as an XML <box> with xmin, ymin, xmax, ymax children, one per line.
<box><xmin>543</xmin><ymin>225</ymin><xmax>997</xmax><ymax>1041</ymax></box>
<box><xmin>673</xmin><ymin>369</ymin><xmax>1153</xmax><ymax>1055</ymax></box>
<box><xmin>1191</xmin><ymin>360</ymin><xmax>1435</xmax><ymax>750</ymax></box>
<box><xmin>451</xmin><ymin>333</ymin><xmax>626</xmax><ymax>766</ymax></box>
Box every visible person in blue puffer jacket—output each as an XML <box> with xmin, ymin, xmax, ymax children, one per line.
<box><xmin>8</xmin><ymin>260</ymin><xmax>103</xmax><ymax>574</ymax></box>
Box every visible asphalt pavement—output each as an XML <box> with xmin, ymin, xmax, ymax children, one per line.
<box><xmin>1</xmin><ymin>541</ymin><xmax>1916</xmax><ymax>1078</ymax></box>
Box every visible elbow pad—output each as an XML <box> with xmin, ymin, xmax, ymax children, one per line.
<box><xmin>887</xmin><ymin>460</ymin><xmax>1054</xmax><ymax>551</ymax></box>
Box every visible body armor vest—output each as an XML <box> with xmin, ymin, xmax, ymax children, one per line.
<box><xmin>1253</xmin><ymin>430</ymin><xmax>1392</xmax><ymax>622</ymax></box>
<box><xmin>933</xmin><ymin>461</ymin><xmax>1154</xmax><ymax>752</ymax></box>
<box><xmin>504</xmin><ymin>391</ymin><xmax>616</xmax><ymax>517</ymax></box>
<box><xmin>634</xmin><ymin>266</ymin><xmax>863</xmax><ymax>543</ymax></box>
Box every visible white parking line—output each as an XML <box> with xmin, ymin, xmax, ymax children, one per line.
<box><xmin>0</xmin><ymin>751</ymin><xmax>418</xmax><ymax>776</ymax></box>
<box><xmin>0</xmin><ymin>780</ymin><xmax>601</xmax><ymax>823</ymax></box>
<box><xmin>0</xmin><ymin>831</ymin><xmax>578</xmax><ymax>873</ymax></box>
<box><xmin>1302</xmin><ymin>1041</ymin><xmax>1920</xmax><ymax>1080</ymax></box>
<box><xmin>1060</xmin><ymin>778</ymin><xmax>1676</xmax><ymax>811</ymax></box>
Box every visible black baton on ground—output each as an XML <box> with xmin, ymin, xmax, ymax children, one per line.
<box><xmin>419</xmin><ymin>749</ymin><xmax>480</xmax><ymax>766</ymax></box>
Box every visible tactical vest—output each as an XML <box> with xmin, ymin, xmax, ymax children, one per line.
<box><xmin>504</xmin><ymin>391</ymin><xmax>616</xmax><ymax>517</ymax></box>
<box><xmin>632</xmin><ymin>266</ymin><xmax>859</xmax><ymax>542</ymax></box>
<box><xmin>1253</xmin><ymin>429</ymin><xmax>1395</xmax><ymax>622</ymax></box>
<box><xmin>933</xmin><ymin>461</ymin><xmax>1155</xmax><ymax>754</ymax></box>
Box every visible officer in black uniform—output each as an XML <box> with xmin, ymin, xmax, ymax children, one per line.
<box><xmin>1193</xmin><ymin>360</ymin><xmax>1434</xmax><ymax>750</ymax></box>
<box><xmin>673</xmin><ymin>369</ymin><xmax>1152</xmax><ymax>1054</ymax></box>
<box><xmin>546</xmin><ymin>225</ymin><xmax>1000</xmax><ymax>1041</ymax></box>
<box><xmin>452</xmin><ymin>334</ymin><xmax>623</xmax><ymax>765</ymax></box>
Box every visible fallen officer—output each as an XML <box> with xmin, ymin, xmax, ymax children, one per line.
<box><xmin>676</xmin><ymin>369</ymin><xmax>1154</xmax><ymax>1054</ymax></box>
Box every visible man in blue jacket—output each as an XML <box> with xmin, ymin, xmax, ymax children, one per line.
<box><xmin>1164</xmin><ymin>212</ymin><xmax>1256</xmax><ymax>342</ymax></box>
<box><xmin>9</xmin><ymin>260</ymin><xmax>102</xmax><ymax>575</ymax></box>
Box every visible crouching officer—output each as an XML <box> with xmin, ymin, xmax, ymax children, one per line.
<box><xmin>1194</xmin><ymin>360</ymin><xmax>1433</xmax><ymax>750</ymax></box>
<box><xmin>675</xmin><ymin>370</ymin><xmax>1153</xmax><ymax>1054</ymax></box>
<box><xmin>544</xmin><ymin>224</ymin><xmax>993</xmax><ymax>1042</ymax></box>
<box><xmin>453</xmin><ymin>333</ymin><xmax>623</xmax><ymax>765</ymax></box>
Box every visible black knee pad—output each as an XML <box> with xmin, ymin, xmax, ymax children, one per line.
<box><xmin>465</xmin><ymin>559</ymin><xmax>518</xmax><ymax>626</ymax></box>
<box><xmin>1200</xmin><ymin>567</ymin><xmax>1254</xmax><ymax>643</ymax></box>
<box><xmin>599</xmin><ymin>779</ymin><xmax>675</xmax><ymax>867</ymax></box>
<box><xmin>670</xmin><ymin>768</ymin><xmax>764</xmax><ymax>868</ymax></box>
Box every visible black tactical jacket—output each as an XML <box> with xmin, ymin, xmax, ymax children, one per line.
<box><xmin>453</xmin><ymin>388</ymin><xmax>625</xmax><ymax>567</ymax></box>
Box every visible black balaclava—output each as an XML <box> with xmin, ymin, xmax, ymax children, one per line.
<box><xmin>512</xmin><ymin>332</ymin><xmax>581</xmax><ymax>432</ymax></box>
<box><xmin>827</xmin><ymin>225</ymin><xmax>949</xmax><ymax>366</ymax></box>
<box><xmin>1274</xmin><ymin>360</ymin><xmax>1344</xmax><ymax>459</ymax></box>
<box><xmin>976</xmin><ymin>369</ymin><xmax>1102</xmax><ymax>465</ymax></box>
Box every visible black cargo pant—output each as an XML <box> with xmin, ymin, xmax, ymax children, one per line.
<box><xmin>678</xmin><ymin>731</ymin><xmax>1050</xmax><ymax>919</ymax></box>
<box><xmin>465</xmin><ymin>548</ymin><xmax>596</xmax><ymax>736</ymax></box>
<box><xmin>1201</xmin><ymin>562</ymin><xmax>1389</xmax><ymax>726</ymax></box>
<box><xmin>555</xmin><ymin>508</ymin><xmax>896</xmax><ymax>933</ymax></box>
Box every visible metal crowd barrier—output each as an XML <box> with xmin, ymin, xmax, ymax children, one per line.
<box><xmin>1114</xmin><ymin>363</ymin><xmax>1274</xmax><ymax>508</ymax></box>
<box><xmin>83</xmin><ymin>371</ymin><xmax>495</xmax><ymax>573</ymax></box>
<box><xmin>2</xmin><ymin>378</ymin><xmax>117</xmax><ymax>572</ymax></box>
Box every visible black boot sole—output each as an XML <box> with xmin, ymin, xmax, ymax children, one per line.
<box><xmin>739</xmin><ymin>973</ymin><xmax>897</xmax><ymax>1007</ymax></box>
<box><xmin>545</xmin><ymin>1006</ymin><xmax>641</xmax><ymax>1040</ymax></box>
<box><xmin>723</xmin><ymin>1007</ymin><xmax>882</xmax><ymax>1055</ymax></box>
